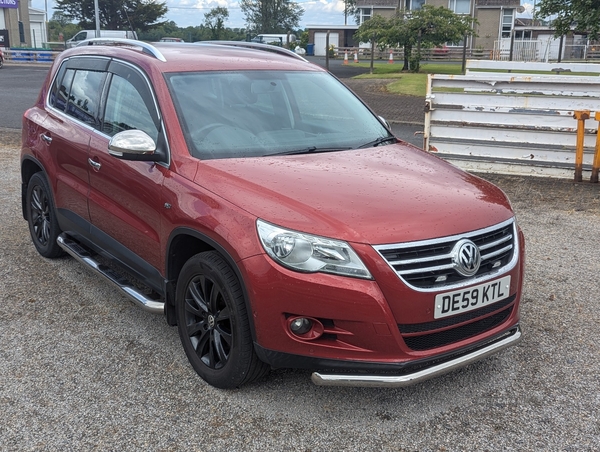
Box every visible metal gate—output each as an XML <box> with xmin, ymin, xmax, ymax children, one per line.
<box><xmin>424</xmin><ymin>63</ymin><xmax>600</xmax><ymax>178</ymax></box>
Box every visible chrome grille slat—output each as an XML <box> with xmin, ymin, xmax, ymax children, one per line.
<box><xmin>479</xmin><ymin>234</ymin><xmax>512</xmax><ymax>251</ymax></box>
<box><xmin>481</xmin><ymin>244</ymin><xmax>513</xmax><ymax>261</ymax></box>
<box><xmin>387</xmin><ymin>252</ymin><xmax>454</xmax><ymax>266</ymax></box>
<box><xmin>373</xmin><ymin>219</ymin><xmax>517</xmax><ymax>291</ymax></box>
<box><xmin>399</xmin><ymin>262</ymin><xmax>456</xmax><ymax>275</ymax></box>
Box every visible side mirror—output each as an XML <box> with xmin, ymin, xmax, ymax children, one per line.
<box><xmin>378</xmin><ymin>116</ymin><xmax>391</xmax><ymax>130</ymax></box>
<box><xmin>108</xmin><ymin>130</ymin><xmax>158</xmax><ymax>161</ymax></box>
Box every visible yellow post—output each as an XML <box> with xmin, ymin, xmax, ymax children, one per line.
<box><xmin>592</xmin><ymin>111</ymin><xmax>600</xmax><ymax>183</ymax></box>
<box><xmin>573</xmin><ymin>110</ymin><xmax>590</xmax><ymax>182</ymax></box>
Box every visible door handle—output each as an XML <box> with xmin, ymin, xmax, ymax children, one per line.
<box><xmin>41</xmin><ymin>133</ymin><xmax>52</xmax><ymax>144</ymax></box>
<box><xmin>88</xmin><ymin>158</ymin><xmax>102</xmax><ymax>170</ymax></box>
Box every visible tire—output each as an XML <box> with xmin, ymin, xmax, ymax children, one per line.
<box><xmin>176</xmin><ymin>251</ymin><xmax>269</xmax><ymax>389</ymax></box>
<box><xmin>26</xmin><ymin>172</ymin><xmax>64</xmax><ymax>258</ymax></box>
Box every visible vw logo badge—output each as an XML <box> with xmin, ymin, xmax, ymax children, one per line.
<box><xmin>453</xmin><ymin>239</ymin><xmax>481</xmax><ymax>277</ymax></box>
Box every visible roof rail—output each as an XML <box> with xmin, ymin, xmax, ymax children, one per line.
<box><xmin>197</xmin><ymin>41</ymin><xmax>308</xmax><ymax>63</ymax></box>
<box><xmin>76</xmin><ymin>38</ymin><xmax>166</xmax><ymax>62</ymax></box>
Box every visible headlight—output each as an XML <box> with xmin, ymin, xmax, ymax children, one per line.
<box><xmin>256</xmin><ymin>219</ymin><xmax>373</xmax><ymax>279</ymax></box>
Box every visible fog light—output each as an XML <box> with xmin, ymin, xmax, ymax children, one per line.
<box><xmin>290</xmin><ymin>317</ymin><xmax>312</xmax><ymax>335</ymax></box>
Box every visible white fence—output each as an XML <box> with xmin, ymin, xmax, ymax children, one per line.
<box><xmin>493</xmin><ymin>40</ymin><xmax>539</xmax><ymax>61</ymax></box>
<box><xmin>424</xmin><ymin>61</ymin><xmax>600</xmax><ymax>178</ymax></box>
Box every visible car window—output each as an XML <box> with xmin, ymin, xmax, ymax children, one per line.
<box><xmin>49</xmin><ymin>65</ymin><xmax>72</xmax><ymax>112</ymax></box>
<box><xmin>293</xmin><ymin>77</ymin><xmax>356</xmax><ymax>126</ymax></box>
<box><xmin>166</xmin><ymin>71</ymin><xmax>391</xmax><ymax>160</ymax></box>
<box><xmin>65</xmin><ymin>69</ymin><xmax>105</xmax><ymax>127</ymax></box>
<box><xmin>102</xmin><ymin>73</ymin><xmax>159</xmax><ymax>142</ymax></box>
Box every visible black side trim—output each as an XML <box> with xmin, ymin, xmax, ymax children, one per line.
<box><xmin>403</xmin><ymin>307</ymin><xmax>513</xmax><ymax>351</ymax></box>
<box><xmin>254</xmin><ymin>325</ymin><xmax>520</xmax><ymax>373</ymax></box>
<box><xmin>56</xmin><ymin>208</ymin><xmax>166</xmax><ymax>296</ymax></box>
<box><xmin>20</xmin><ymin>155</ymin><xmax>46</xmax><ymax>221</ymax></box>
<box><xmin>166</xmin><ymin>227</ymin><xmax>258</xmax><ymax>341</ymax></box>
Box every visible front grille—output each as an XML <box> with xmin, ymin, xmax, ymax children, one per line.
<box><xmin>401</xmin><ymin>306</ymin><xmax>513</xmax><ymax>351</ymax></box>
<box><xmin>374</xmin><ymin>219</ymin><xmax>516</xmax><ymax>290</ymax></box>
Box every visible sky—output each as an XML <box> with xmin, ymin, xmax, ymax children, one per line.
<box><xmin>30</xmin><ymin>0</ymin><xmax>536</xmax><ymax>30</ymax></box>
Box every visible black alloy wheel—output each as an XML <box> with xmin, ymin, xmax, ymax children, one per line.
<box><xmin>186</xmin><ymin>272</ymin><xmax>233</xmax><ymax>369</ymax></box>
<box><xmin>176</xmin><ymin>251</ymin><xmax>269</xmax><ymax>389</ymax></box>
<box><xmin>26</xmin><ymin>172</ymin><xmax>64</xmax><ymax>258</ymax></box>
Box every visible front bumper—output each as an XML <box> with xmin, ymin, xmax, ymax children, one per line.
<box><xmin>310</xmin><ymin>325</ymin><xmax>521</xmax><ymax>387</ymax></box>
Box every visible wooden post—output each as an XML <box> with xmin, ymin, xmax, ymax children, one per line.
<box><xmin>325</xmin><ymin>30</ymin><xmax>330</xmax><ymax>71</ymax></box>
<box><xmin>461</xmin><ymin>33</ymin><xmax>468</xmax><ymax>75</ymax></box>
<box><xmin>592</xmin><ymin>111</ymin><xmax>600</xmax><ymax>183</ymax></box>
<box><xmin>558</xmin><ymin>35</ymin><xmax>564</xmax><ymax>63</ymax></box>
<box><xmin>370</xmin><ymin>34</ymin><xmax>375</xmax><ymax>75</ymax></box>
<box><xmin>573</xmin><ymin>110</ymin><xmax>590</xmax><ymax>182</ymax></box>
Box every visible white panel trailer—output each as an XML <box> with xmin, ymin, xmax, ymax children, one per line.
<box><xmin>424</xmin><ymin>69</ymin><xmax>600</xmax><ymax>179</ymax></box>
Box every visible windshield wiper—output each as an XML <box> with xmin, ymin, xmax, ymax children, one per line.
<box><xmin>268</xmin><ymin>146</ymin><xmax>351</xmax><ymax>156</ymax></box>
<box><xmin>358</xmin><ymin>136</ymin><xmax>396</xmax><ymax>149</ymax></box>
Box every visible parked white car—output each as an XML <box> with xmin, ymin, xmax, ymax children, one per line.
<box><xmin>66</xmin><ymin>30</ymin><xmax>137</xmax><ymax>48</ymax></box>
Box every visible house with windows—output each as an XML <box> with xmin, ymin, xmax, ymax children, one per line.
<box><xmin>512</xmin><ymin>18</ymin><xmax>590</xmax><ymax>61</ymax></box>
<box><xmin>355</xmin><ymin>0</ymin><xmax>522</xmax><ymax>52</ymax></box>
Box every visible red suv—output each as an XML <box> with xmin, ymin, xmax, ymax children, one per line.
<box><xmin>21</xmin><ymin>40</ymin><xmax>524</xmax><ymax>389</ymax></box>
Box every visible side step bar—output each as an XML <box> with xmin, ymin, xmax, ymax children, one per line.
<box><xmin>57</xmin><ymin>234</ymin><xmax>165</xmax><ymax>314</ymax></box>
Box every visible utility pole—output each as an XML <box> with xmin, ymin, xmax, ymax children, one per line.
<box><xmin>94</xmin><ymin>0</ymin><xmax>101</xmax><ymax>37</ymax></box>
<box><xmin>45</xmin><ymin>0</ymin><xmax>49</xmax><ymax>44</ymax></box>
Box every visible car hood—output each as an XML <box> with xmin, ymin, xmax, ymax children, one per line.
<box><xmin>196</xmin><ymin>144</ymin><xmax>514</xmax><ymax>245</ymax></box>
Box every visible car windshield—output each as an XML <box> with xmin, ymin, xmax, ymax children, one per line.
<box><xmin>165</xmin><ymin>70</ymin><xmax>394</xmax><ymax>160</ymax></box>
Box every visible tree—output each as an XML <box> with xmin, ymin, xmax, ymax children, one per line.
<box><xmin>136</xmin><ymin>22</ymin><xmax>248</xmax><ymax>43</ymax></box>
<box><xmin>204</xmin><ymin>7</ymin><xmax>229</xmax><ymax>40</ymax></box>
<box><xmin>136</xmin><ymin>20</ymin><xmax>183</xmax><ymax>42</ymax></box>
<box><xmin>240</xmin><ymin>0</ymin><xmax>304</xmax><ymax>34</ymax></box>
<box><xmin>536</xmin><ymin>0</ymin><xmax>600</xmax><ymax>40</ymax></box>
<box><xmin>54</xmin><ymin>0</ymin><xmax>168</xmax><ymax>32</ymax></box>
<box><xmin>48</xmin><ymin>13</ymin><xmax>81</xmax><ymax>41</ymax></box>
<box><xmin>344</xmin><ymin>0</ymin><xmax>359</xmax><ymax>25</ymax></box>
<box><xmin>408</xmin><ymin>6</ymin><xmax>476</xmax><ymax>71</ymax></box>
<box><xmin>355</xmin><ymin>6</ymin><xmax>476</xmax><ymax>71</ymax></box>
<box><xmin>354</xmin><ymin>14</ymin><xmax>392</xmax><ymax>48</ymax></box>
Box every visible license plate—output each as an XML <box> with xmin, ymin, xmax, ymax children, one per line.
<box><xmin>434</xmin><ymin>276</ymin><xmax>511</xmax><ymax>319</ymax></box>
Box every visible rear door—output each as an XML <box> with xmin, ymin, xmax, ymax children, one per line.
<box><xmin>41</xmin><ymin>57</ymin><xmax>109</xmax><ymax>235</ymax></box>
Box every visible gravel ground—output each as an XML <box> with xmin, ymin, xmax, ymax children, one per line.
<box><xmin>1</xmin><ymin>128</ymin><xmax>599</xmax><ymax>451</ymax></box>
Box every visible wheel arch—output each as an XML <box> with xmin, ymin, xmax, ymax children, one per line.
<box><xmin>165</xmin><ymin>227</ymin><xmax>258</xmax><ymax>341</ymax></box>
<box><xmin>21</xmin><ymin>156</ymin><xmax>45</xmax><ymax>221</ymax></box>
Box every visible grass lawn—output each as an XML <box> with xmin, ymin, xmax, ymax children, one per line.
<box><xmin>354</xmin><ymin>62</ymin><xmax>463</xmax><ymax>96</ymax></box>
<box><xmin>353</xmin><ymin>61</ymin><xmax>599</xmax><ymax>97</ymax></box>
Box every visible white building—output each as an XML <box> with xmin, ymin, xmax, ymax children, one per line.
<box><xmin>0</xmin><ymin>0</ymin><xmax>46</xmax><ymax>48</ymax></box>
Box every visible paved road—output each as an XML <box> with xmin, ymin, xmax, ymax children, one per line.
<box><xmin>0</xmin><ymin>65</ymin><xmax>49</xmax><ymax>129</ymax></box>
